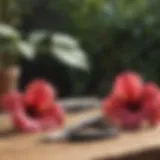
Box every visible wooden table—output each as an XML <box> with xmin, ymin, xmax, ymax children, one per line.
<box><xmin>0</xmin><ymin>109</ymin><xmax>160</xmax><ymax>160</ymax></box>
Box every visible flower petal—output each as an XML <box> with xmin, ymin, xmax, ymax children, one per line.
<box><xmin>50</xmin><ymin>103</ymin><xmax>65</xmax><ymax>126</ymax></box>
<box><xmin>112</xmin><ymin>71</ymin><xmax>143</xmax><ymax>102</ymax></box>
<box><xmin>12</xmin><ymin>110</ymin><xmax>41</xmax><ymax>132</ymax></box>
<box><xmin>102</xmin><ymin>95</ymin><xmax>124</xmax><ymax>125</ymax></box>
<box><xmin>121</xmin><ymin>110</ymin><xmax>143</xmax><ymax>129</ymax></box>
<box><xmin>38</xmin><ymin>103</ymin><xmax>65</xmax><ymax>131</ymax></box>
<box><xmin>11</xmin><ymin>102</ymin><xmax>65</xmax><ymax>132</ymax></box>
<box><xmin>1</xmin><ymin>92</ymin><xmax>24</xmax><ymax>112</ymax></box>
<box><xmin>142</xmin><ymin>82</ymin><xmax>159</xmax><ymax>100</ymax></box>
<box><xmin>25</xmin><ymin>79</ymin><xmax>56</xmax><ymax>108</ymax></box>
<box><xmin>142</xmin><ymin>92</ymin><xmax>160</xmax><ymax>125</ymax></box>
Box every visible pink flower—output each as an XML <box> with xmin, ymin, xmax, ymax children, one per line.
<box><xmin>103</xmin><ymin>72</ymin><xmax>160</xmax><ymax>129</ymax></box>
<box><xmin>2</xmin><ymin>80</ymin><xmax>64</xmax><ymax>133</ymax></box>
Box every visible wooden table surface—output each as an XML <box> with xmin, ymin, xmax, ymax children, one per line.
<box><xmin>0</xmin><ymin>109</ymin><xmax>160</xmax><ymax>160</ymax></box>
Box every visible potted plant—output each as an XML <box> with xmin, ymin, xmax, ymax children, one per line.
<box><xmin>0</xmin><ymin>23</ymin><xmax>34</xmax><ymax>108</ymax></box>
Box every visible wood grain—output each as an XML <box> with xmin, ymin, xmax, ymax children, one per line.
<box><xmin>0</xmin><ymin>109</ymin><xmax>160</xmax><ymax>160</ymax></box>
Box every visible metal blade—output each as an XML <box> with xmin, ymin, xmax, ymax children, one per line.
<box><xmin>57</xmin><ymin>97</ymin><xmax>101</xmax><ymax>112</ymax></box>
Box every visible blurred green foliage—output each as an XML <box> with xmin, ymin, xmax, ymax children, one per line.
<box><xmin>0</xmin><ymin>0</ymin><xmax>21</xmax><ymax>26</ymax></box>
<box><xmin>15</xmin><ymin>0</ymin><xmax>160</xmax><ymax>95</ymax></box>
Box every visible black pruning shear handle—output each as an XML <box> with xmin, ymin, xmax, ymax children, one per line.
<box><xmin>67</xmin><ymin>127</ymin><xmax>118</xmax><ymax>142</ymax></box>
<box><xmin>42</xmin><ymin>115</ymin><xmax>118</xmax><ymax>142</ymax></box>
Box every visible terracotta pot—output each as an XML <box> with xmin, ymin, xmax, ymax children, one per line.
<box><xmin>0</xmin><ymin>66</ymin><xmax>20</xmax><ymax>110</ymax></box>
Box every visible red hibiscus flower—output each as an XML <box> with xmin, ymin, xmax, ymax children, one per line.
<box><xmin>2</xmin><ymin>80</ymin><xmax>64</xmax><ymax>133</ymax></box>
<box><xmin>103</xmin><ymin>72</ymin><xmax>160</xmax><ymax>129</ymax></box>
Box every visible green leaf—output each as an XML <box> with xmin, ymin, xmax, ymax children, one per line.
<box><xmin>28</xmin><ymin>30</ymin><xmax>48</xmax><ymax>46</ymax></box>
<box><xmin>17</xmin><ymin>41</ymin><xmax>36</xmax><ymax>59</ymax></box>
<box><xmin>0</xmin><ymin>23</ymin><xmax>20</xmax><ymax>40</ymax></box>
<box><xmin>51</xmin><ymin>33</ymin><xmax>89</xmax><ymax>71</ymax></box>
